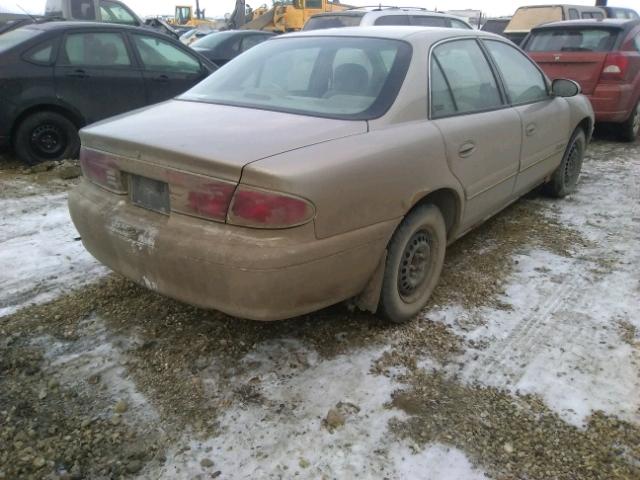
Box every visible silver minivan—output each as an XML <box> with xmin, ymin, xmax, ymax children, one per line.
<box><xmin>303</xmin><ymin>7</ymin><xmax>472</xmax><ymax>31</ymax></box>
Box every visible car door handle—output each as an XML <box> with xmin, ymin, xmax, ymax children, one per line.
<box><xmin>66</xmin><ymin>69</ymin><xmax>88</xmax><ymax>79</ymax></box>
<box><xmin>153</xmin><ymin>74</ymin><xmax>169</xmax><ymax>83</ymax></box>
<box><xmin>526</xmin><ymin>124</ymin><xmax>537</xmax><ymax>136</ymax></box>
<box><xmin>458</xmin><ymin>142</ymin><xmax>476</xmax><ymax>158</ymax></box>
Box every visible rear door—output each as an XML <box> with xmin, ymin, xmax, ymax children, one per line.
<box><xmin>429</xmin><ymin>38</ymin><xmax>522</xmax><ymax>227</ymax></box>
<box><xmin>525</xmin><ymin>26</ymin><xmax>622</xmax><ymax>94</ymax></box>
<box><xmin>129</xmin><ymin>32</ymin><xmax>208</xmax><ymax>104</ymax></box>
<box><xmin>54</xmin><ymin>29</ymin><xmax>146</xmax><ymax>123</ymax></box>
<box><xmin>483</xmin><ymin>39</ymin><xmax>569</xmax><ymax>194</ymax></box>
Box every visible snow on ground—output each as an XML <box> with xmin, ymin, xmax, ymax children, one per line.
<box><xmin>150</xmin><ymin>339</ymin><xmax>487</xmax><ymax>480</ymax></box>
<box><xmin>0</xmin><ymin>181</ymin><xmax>107</xmax><ymax>316</ymax></box>
<box><xmin>430</xmin><ymin>144</ymin><xmax>640</xmax><ymax>427</ymax></box>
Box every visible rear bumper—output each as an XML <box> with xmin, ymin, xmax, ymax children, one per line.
<box><xmin>68</xmin><ymin>180</ymin><xmax>395</xmax><ymax>321</ymax></box>
<box><xmin>588</xmin><ymin>83</ymin><xmax>636</xmax><ymax>123</ymax></box>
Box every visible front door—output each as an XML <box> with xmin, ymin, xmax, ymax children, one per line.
<box><xmin>54</xmin><ymin>30</ymin><xmax>146</xmax><ymax>124</ymax></box>
<box><xmin>129</xmin><ymin>33</ymin><xmax>208</xmax><ymax>105</ymax></box>
<box><xmin>482</xmin><ymin>39</ymin><xmax>569</xmax><ymax>194</ymax></box>
<box><xmin>430</xmin><ymin>38</ymin><xmax>522</xmax><ymax>229</ymax></box>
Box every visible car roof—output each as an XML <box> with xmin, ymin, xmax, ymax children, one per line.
<box><xmin>515</xmin><ymin>4</ymin><xmax>602</xmax><ymax>9</ymax></box>
<box><xmin>310</xmin><ymin>8</ymin><xmax>466</xmax><ymax>19</ymax></box>
<box><xmin>282</xmin><ymin>25</ymin><xmax>496</xmax><ymax>43</ymax></box>
<box><xmin>24</xmin><ymin>20</ymin><xmax>151</xmax><ymax>33</ymax></box>
<box><xmin>532</xmin><ymin>18</ymin><xmax>638</xmax><ymax>29</ymax></box>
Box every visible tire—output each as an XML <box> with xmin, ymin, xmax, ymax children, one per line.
<box><xmin>545</xmin><ymin>128</ymin><xmax>586</xmax><ymax>198</ymax></box>
<box><xmin>379</xmin><ymin>204</ymin><xmax>447</xmax><ymax>323</ymax></box>
<box><xmin>619</xmin><ymin>100</ymin><xmax>640</xmax><ymax>142</ymax></box>
<box><xmin>14</xmin><ymin>111</ymin><xmax>80</xmax><ymax>165</ymax></box>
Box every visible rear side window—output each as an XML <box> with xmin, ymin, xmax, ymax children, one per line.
<box><xmin>375</xmin><ymin>15</ymin><xmax>410</xmax><ymax>26</ymax></box>
<box><xmin>484</xmin><ymin>40</ymin><xmax>548</xmax><ymax>104</ymax></box>
<box><xmin>62</xmin><ymin>32</ymin><xmax>131</xmax><ymax>66</ymax></box>
<box><xmin>430</xmin><ymin>39</ymin><xmax>502</xmax><ymax>117</ymax></box>
<box><xmin>132</xmin><ymin>34</ymin><xmax>201</xmax><ymax>73</ymax></box>
<box><xmin>525</xmin><ymin>28</ymin><xmax>619</xmax><ymax>52</ymax></box>
<box><xmin>411</xmin><ymin>16</ymin><xmax>447</xmax><ymax>27</ymax></box>
<box><xmin>568</xmin><ymin>9</ymin><xmax>579</xmax><ymax>20</ymax></box>
<box><xmin>24</xmin><ymin>39</ymin><xmax>56</xmax><ymax>65</ymax></box>
<box><xmin>303</xmin><ymin>15</ymin><xmax>363</xmax><ymax>30</ymax></box>
<box><xmin>241</xmin><ymin>34</ymin><xmax>269</xmax><ymax>52</ymax></box>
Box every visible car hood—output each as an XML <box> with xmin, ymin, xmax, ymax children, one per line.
<box><xmin>80</xmin><ymin>100</ymin><xmax>367</xmax><ymax>182</ymax></box>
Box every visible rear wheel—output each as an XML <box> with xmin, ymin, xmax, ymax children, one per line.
<box><xmin>14</xmin><ymin>111</ymin><xmax>80</xmax><ymax>165</ymax></box>
<box><xmin>545</xmin><ymin>128</ymin><xmax>586</xmax><ymax>198</ymax></box>
<box><xmin>619</xmin><ymin>100</ymin><xmax>640</xmax><ymax>142</ymax></box>
<box><xmin>379</xmin><ymin>204</ymin><xmax>446</xmax><ymax>323</ymax></box>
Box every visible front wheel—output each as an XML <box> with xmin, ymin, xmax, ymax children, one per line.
<box><xmin>545</xmin><ymin>128</ymin><xmax>586</xmax><ymax>198</ymax></box>
<box><xmin>379</xmin><ymin>204</ymin><xmax>446</xmax><ymax>323</ymax></box>
<box><xmin>14</xmin><ymin>111</ymin><xmax>80</xmax><ymax>165</ymax></box>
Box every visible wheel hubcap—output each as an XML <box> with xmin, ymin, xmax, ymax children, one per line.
<box><xmin>563</xmin><ymin>140</ymin><xmax>582</xmax><ymax>188</ymax></box>
<box><xmin>30</xmin><ymin>124</ymin><xmax>65</xmax><ymax>158</ymax></box>
<box><xmin>632</xmin><ymin>103</ymin><xmax>640</xmax><ymax>137</ymax></box>
<box><xmin>398</xmin><ymin>230</ymin><xmax>432</xmax><ymax>301</ymax></box>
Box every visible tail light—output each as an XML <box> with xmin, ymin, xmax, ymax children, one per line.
<box><xmin>600</xmin><ymin>53</ymin><xmax>630</xmax><ymax>81</ymax></box>
<box><xmin>228</xmin><ymin>186</ymin><xmax>315</xmax><ymax>229</ymax></box>
<box><xmin>79</xmin><ymin>148</ymin><xmax>126</xmax><ymax>193</ymax></box>
<box><xmin>168</xmin><ymin>170</ymin><xmax>236</xmax><ymax>222</ymax></box>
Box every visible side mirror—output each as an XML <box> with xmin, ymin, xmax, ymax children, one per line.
<box><xmin>552</xmin><ymin>78</ymin><xmax>581</xmax><ymax>98</ymax></box>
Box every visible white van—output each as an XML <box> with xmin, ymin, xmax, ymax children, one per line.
<box><xmin>504</xmin><ymin>4</ymin><xmax>605</xmax><ymax>44</ymax></box>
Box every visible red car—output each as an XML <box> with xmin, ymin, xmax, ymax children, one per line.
<box><xmin>524</xmin><ymin>19</ymin><xmax>640</xmax><ymax>141</ymax></box>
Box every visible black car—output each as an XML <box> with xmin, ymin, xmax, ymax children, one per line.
<box><xmin>0</xmin><ymin>22</ymin><xmax>216</xmax><ymax>164</ymax></box>
<box><xmin>190</xmin><ymin>30</ymin><xmax>275</xmax><ymax>67</ymax></box>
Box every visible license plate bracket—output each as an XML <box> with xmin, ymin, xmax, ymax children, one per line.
<box><xmin>130</xmin><ymin>175</ymin><xmax>170</xmax><ymax>215</ymax></box>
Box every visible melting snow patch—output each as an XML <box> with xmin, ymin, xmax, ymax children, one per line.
<box><xmin>0</xmin><ymin>190</ymin><xmax>106</xmax><ymax>317</ymax></box>
<box><xmin>389</xmin><ymin>443</ymin><xmax>487</xmax><ymax>480</ymax></box>
<box><xmin>153</xmin><ymin>339</ymin><xmax>406</xmax><ymax>479</ymax></box>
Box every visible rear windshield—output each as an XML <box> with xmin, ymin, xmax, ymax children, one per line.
<box><xmin>191</xmin><ymin>31</ymin><xmax>236</xmax><ymax>49</ymax></box>
<box><xmin>0</xmin><ymin>27</ymin><xmax>42</xmax><ymax>53</ymax></box>
<box><xmin>180</xmin><ymin>36</ymin><xmax>411</xmax><ymax>120</ymax></box>
<box><xmin>525</xmin><ymin>28</ymin><xmax>620</xmax><ymax>52</ymax></box>
<box><xmin>303</xmin><ymin>14</ymin><xmax>363</xmax><ymax>30</ymax></box>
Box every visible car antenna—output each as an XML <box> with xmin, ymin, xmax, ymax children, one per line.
<box><xmin>14</xmin><ymin>3</ymin><xmax>37</xmax><ymax>22</ymax></box>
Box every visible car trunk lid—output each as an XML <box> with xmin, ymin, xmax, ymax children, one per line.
<box><xmin>79</xmin><ymin>99</ymin><xmax>367</xmax><ymax>183</ymax></box>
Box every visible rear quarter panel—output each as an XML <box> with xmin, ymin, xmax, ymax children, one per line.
<box><xmin>240</xmin><ymin>121</ymin><xmax>463</xmax><ymax>240</ymax></box>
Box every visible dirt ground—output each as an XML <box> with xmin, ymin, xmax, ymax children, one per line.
<box><xmin>0</xmin><ymin>135</ymin><xmax>639</xmax><ymax>480</ymax></box>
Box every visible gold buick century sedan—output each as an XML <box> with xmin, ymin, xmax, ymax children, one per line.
<box><xmin>69</xmin><ymin>27</ymin><xmax>594</xmax><ymax>322</ymax></box>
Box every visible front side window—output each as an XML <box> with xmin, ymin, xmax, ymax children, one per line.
<box><xmin>525</xmin><ymin>28</ymin><xmax>619</xmax><ymax>52</ymax></box>
<box><xmin>484</xmin><ymin>40</ymin><xmax>548</xmax><ymax>104</ymax></box>
<box><xmin>132</xmin><ymin>35</ymin><xmax>201</xmax><ymax>73</ymax></box>
<box><xmin>100</xmin><ymin>1</ymin><xmax>138</xmax><ymax>25</ymax></box>
<box><xmin>181</xmin><ymin>37</ymin><xmax>411</xmax><ymax>120</ymax></box>
<box><xmin>430</xmin><ymin>39</ymin><xmax>502</xmax><ymax>117</ymax></box>
<box><xmin>62</xmin><ymin>32</ymin><xmax>131</xmax><ymax>66</ymax></box>
<box><xmin>375</xmin><ymin>15</ymin><xmax>410</xmax><ymax>26</ymax></box>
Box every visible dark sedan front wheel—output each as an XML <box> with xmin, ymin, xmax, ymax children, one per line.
<box><xmin>379</xmin><ymin>204</ymin><xmax>446</xmax><ymax>323</ymax></box>
<box><xmin>14</xmin><ymin>111</ymin><xmax>80</xmax><ymax>165</ymax></box>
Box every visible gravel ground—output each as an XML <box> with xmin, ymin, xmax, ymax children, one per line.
<box><xmin>0</xmin><ymin>136</ymin><xmax>638</xmax><ymax>480</ymax></box>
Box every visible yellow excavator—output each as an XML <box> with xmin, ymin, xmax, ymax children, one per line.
<box><xmin>229</xmin><ymin>0</ymin><xmax>351</xmax><ymax>33</ymax></box>
<box><xmin>171</xmin><ymin>2</ymin><xmax>216</xmax><ymax>27</ymax></box>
